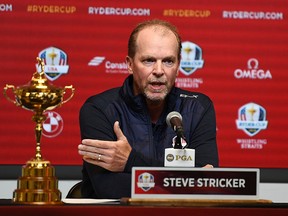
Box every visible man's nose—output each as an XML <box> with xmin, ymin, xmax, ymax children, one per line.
<box><xmin>153</xmin><ymin>61</ymin><xmax>164</xmax><ymax>76</ymax></box>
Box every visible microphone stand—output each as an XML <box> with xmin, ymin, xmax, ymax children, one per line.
<box><xmin>173</xmin><ymin>126</ymin><xmax>188</xmax><ymax>149</ymax></box>
<box><xmin>174</xmin><ymin>135</ymin><xmax>183</xmax><ymax>149</ymax></box>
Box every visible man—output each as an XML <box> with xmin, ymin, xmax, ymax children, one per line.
<box><xmin>78</xmin><ymin>19</ymin><xmax>219</xmax><ymax>199</ymax></box>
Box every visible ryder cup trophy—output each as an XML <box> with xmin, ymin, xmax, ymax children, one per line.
<box><xmin>3</xmin><ymin>57</ymin><xmax>75</xmax><ymax>204</ymax></box>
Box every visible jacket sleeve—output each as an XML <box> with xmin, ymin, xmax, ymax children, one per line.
<box><xmin>79</xmin><ymin>99</ymin><xmax>162</xmax><ymax>199</ymax></box>
<box><xmin>190</xmin><ymin>99</ymin><xmax>219</xmax><ymax>167</ymax></box>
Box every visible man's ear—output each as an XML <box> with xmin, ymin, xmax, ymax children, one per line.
<box><xmin>126</xmin><ymin>56</ymin><xmax>133</xmax><ymax>74</ymax></box>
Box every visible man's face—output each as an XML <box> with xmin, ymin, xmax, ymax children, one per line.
<box><xmin>126</xmin><ymin>26</ymin><xmax>180</xmax><ymax>103</ymax></box>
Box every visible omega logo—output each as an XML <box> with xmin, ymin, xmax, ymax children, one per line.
<box><xmin>247</xmin><ymin>58</ymin><xmax>259</xmax><ymax>69</ymax></box>
<box><xmin>234</xmin><ymin>58</ymin><xmax>272</xmax><ymax>79</ymax></box>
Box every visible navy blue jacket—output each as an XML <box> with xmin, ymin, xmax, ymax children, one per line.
<box><xmin>79</xmin><ymin>75</ymin><xmax>219</xmax><ymax>198</ymax></box>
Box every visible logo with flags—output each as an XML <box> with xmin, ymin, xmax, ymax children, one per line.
<box><xmin>179</xmin><ymin>41</ymin><xmax>204</xmax><ymax>75</ymax></box>
<box><xmin>137</xmin><ymin>172</ymin><xmax>155</xmax><ymax>192</ymax></box>
<box><xmin>236</xmin><ymin>102</ymin><xmax>268</xmax><ymax>136</ymax></box>
<box><xmin>37</xmin><ymin>47</ymin><xmax>69</xmax><ymax>81</ymax></box>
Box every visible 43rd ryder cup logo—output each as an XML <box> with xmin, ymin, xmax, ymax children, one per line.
<box><xmin>36</xmin><ymin>46</ymin><xmax>69</xmax><ymax>81</ymax></box>
<box><xmin>179</xmin><ymin>41</ymin><xmax>204</xmax><ymax>75</ymax></box>
<box><xmin>236</xmin><ymin>102</ymin><xmax>268</xmax><ymax>137</ymax></box>
<box><xmin>137</xmin><ymin>172</ymin><xmax>155</xmax><ymax>192</ymax></box>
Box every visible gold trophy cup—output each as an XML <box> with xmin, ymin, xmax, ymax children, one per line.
<box><xmin>3</xmin><ymin>57</ymin><xmax>75</xmax><ymax>204</ymax></box>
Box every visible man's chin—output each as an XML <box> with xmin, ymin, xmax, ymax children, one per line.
<box><xmin>145</xmin><ymin>93</ymin><xmax>167</xmax><ymax>102</ymax></box>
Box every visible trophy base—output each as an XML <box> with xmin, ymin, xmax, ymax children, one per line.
<box><xmin>13</xmin><ymin>157</ymin><xmax>62</xmax><ymax>205</ymax></box>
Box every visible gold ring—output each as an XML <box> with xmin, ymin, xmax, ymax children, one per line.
<box><xmin>98</xmin><ymin>154</ymin><xmax>101</xmax><ymax>161</ymax></box>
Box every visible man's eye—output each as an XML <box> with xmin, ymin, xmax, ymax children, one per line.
<box><xmin>163</xmin><ymin>60</ymin><xmax>174</xmax><ymax>67</ymax></box>
<box><xmin>143</xmin><ymin>59</ymin><xmax>155</xmax><ymax>65</ymax></box>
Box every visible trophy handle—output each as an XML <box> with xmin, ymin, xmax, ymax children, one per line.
<box><xmin>62</xmin><ymin>85</ymin><xmax>75</xmax><ymax>104</ymax></box>
<box><xmin>3</xmin><ymin>84</ymin><xmax>18</xmax><ymax>105</ymax></box>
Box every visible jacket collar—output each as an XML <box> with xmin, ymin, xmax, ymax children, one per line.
<box><xmin>120</xmin><ymin>75</ymin><xmax>179</xmax><ymax>123</ymax></box>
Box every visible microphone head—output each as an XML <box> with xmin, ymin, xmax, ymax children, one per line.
<box><xmin>166</xmin><ymin>111</ymin><xmax>182</xmax><ymax>127</ymax></box>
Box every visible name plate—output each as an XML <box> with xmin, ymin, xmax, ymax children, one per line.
<box><xmin>131</xmin><ymin>167</ymin><xmax>259</xmax><ymax>200</ymax></box>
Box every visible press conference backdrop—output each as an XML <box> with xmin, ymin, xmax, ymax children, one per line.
<box><xmin>0</xmin><ymin>1</ymin><xmax>287</xmax><ymax>177</ymax></box>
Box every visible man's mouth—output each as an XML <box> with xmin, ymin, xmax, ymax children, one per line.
<box><xmin>150</xmin><ymin>81</ymin><xmax>165</xmax><ymax>90</ymax></box>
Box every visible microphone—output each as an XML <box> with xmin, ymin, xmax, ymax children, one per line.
<box><xmin>166</xmin><ymin>111</ymin><xmax>187</xmax><ymax>149</ymax></box>
<box><xmin>164</xmin><ymin>111</ymin><xmax>195</xmax><ymax>167</ymax></box>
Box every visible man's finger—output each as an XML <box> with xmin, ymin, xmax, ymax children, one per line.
<box><xmin>114</xmin><ymin>121</ymin><xmax>126</xmax><ymax>141</ymax></box>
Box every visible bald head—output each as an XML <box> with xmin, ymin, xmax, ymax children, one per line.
<box><xmin>128</xmin><ymin>19</ymin><xmax>182</xmax><ymax>60</ymax></box>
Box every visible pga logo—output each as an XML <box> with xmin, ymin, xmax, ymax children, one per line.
<box><xmin>166</xmin><ymin>153</ymin><xmax>193</xmax><ymax>162</ymax></box>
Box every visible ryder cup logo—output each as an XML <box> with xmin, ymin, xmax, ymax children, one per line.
<box><xmin>179</xmin><ymin>41</ymin><xmax>204</xmax><ymax>75</ymax></box>
<box><xmin>137</xmin><ymin>172</ymin><xmax>155</xmax><ymax>192</ymax></box>
<box><xmin>37</xmin><ymin>47</ymin><xmax>69</xmax><ymax>81</ymax></box>
<box><xmin>236</xmin><ymin>102</ymin><xmax>268</xmax><ymax>137</ymax></box>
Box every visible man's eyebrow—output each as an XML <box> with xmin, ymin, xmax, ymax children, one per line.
<box><xmin>163</xmin><ymin>56</ymin><xmax>177</xmax><ymax>60</ymax></box>
<box><xmin>141</xmin><ymin>55</ymin><xmax>154</xmax><ymax>58</ymax></box>
<box><xmin>139</xmin><ymin>55</ymin><xmax>155</xmax><ymax>61</ymax></box>
<box><xmin>139</xmin><ymin>55</ymin><xmax>177</xmax><ymax>61</ymax></box>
